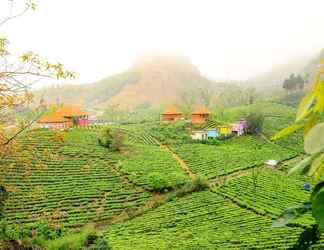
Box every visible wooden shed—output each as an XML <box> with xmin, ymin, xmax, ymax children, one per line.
<box><xmin>219</xmin><ymin>125</ymin><xmax>232</xmax><ymax>135</ymax></box>
<box><xmin>161</xmin><ymin>107</ymin><xmax>183</xmax><ymax>122</ymax></box>
<box><xmin>191</xmin><ymin>107</ymin><xmax>211</xmax><ymax>124</ymax></box>
<box><xmin>207</xmin><ymin>128</ymin><xmax>220</xmax><ymax>139</ymax></box>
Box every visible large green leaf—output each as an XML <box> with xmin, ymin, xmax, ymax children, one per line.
<box><xmin>304</xmin><ymin>123</ymin><xmax>324</xmax><ymax>154</ymax></box>
<box><xmin>271</xmin><ymin>123</ymin><xmax>304</xmax><ymax>141</ymax></box>
<box><xmin>311</xmin><ymin>181</ymin><xmax>324</xmax><ymax>202</ymax></box>
<box><xmin>272</xmin><ymin>203</ymin><xmax>311</xmax><ymax>227</ymax></box>
<box><xmin>288</xmin><ymin>156</ymin><xmax>313</xmax><ymax>176</ymax></box>
<box><xmin>296</xmin><ymin>92</ymin><xmax>315</xmax><ymax>122</ymax></box>
<box><xmin>312</xmin><ymin>192</ymin><xmax>324</xmax><ymax>231</ymax></box>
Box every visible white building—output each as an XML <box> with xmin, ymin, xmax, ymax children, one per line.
<box><xmin>191</xmin><ymin>130</ymin><xmax>208</xmax><ymax>140</ymax></box>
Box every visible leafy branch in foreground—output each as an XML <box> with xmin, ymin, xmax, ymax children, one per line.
<box><xmin>272</xmin><ymin>60</ymin><xmax>324</xmax><ymax>231</ymax></box>
<box><xmin>0</xmin><ymin>0</ymin><xmax>75</xmax><ymax>156</ymax></box>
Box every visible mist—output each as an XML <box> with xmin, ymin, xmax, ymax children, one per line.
<box><xmin>1</xmin><ymin>0</ymin><xmax>324</xmax><ymax>84</ymax></box>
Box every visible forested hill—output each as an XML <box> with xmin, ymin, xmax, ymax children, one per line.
<box><xmin>35</xmin><ymin>52</ymin><xmax>225</xmax><ymax>109</ymax></box>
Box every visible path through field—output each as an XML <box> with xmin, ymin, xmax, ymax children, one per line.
<box><xmin>161</xmin><ymin>144</ymin><xmax>197</xmax><ymax>180</ymax></box>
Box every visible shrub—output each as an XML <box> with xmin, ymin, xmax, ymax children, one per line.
<box><xmin>148</xmin><ymin>172</ymin><xmax>168</xmax><ymax>192</ymax></box>
<box><xmin>191</xmin><ymin>175</ymin><xmax>209</xmax><ymax>191</ymax></box>
<box><xmin>98</xmin><ymin>128</ymin><xmax>127</xmax><ymax>151</ymax></box>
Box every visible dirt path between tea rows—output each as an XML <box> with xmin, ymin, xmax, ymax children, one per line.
<box><xmin>161</xmin><ymin>144</ymin><xmax>197</xmax><ymax>180</ymax></box>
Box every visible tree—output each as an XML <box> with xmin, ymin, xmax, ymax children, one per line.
<box><xmin>0</xmin><ymin>0</ymin><xmax>74</xmax><ymax>157</ymax></box>
<box><xmin>246</xmin><ymin>112</ymin><xmax>264</xmax><ymax>135</ymax></box>
<box><xmin>282</xmin><ymin>73</ymin><xmax>305</xmax><ymax>94</ymax></box>
<box><xmin>272</xmin><ymin>60</ymin><xmax>324</xmax><ymax>234</ymax></box>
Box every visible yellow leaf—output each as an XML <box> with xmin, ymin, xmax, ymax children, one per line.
<box><xmin>304</xmin><ymin>116</ymin><xmax>317</xmax><ymax>136</ymax></box>
<box><xmin>296</xmin><ymin>92</ymin><xmax>315</xmax><ymax>122</ymax></box>
<box><xmin>271</xmin><ymin>123</ymin><xmax>304</xmax><ymax>141</ymax></box>
<box><xmin>308</xmin><ymin>153</ymin><xmax>324</xmax><ymax>177</ymax></box>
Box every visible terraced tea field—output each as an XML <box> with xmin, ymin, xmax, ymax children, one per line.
<box><xmin>0</xmin><ymin>115</ymin><xmax>319</xmax><ymax>249</ymax></box>
<box><xmin>112</xmin><ymin>143</ymin><xmax>190</xmax><ymax>190</ymax></box>
<box><xmin>215</xmin><ymin>168</ymin><xmax>314</xmax><ymax>225</ymax></box>
<box><xmin>172</xmin><ymin>136</ymin><xmax>298</xmax><ymax>179</ymax></box>
<box><xmin>106</xmin><ymin>191</ymin><xmax>304</xmax><ymax>249</ymax></box>
<box><xmin>0</xmin><ymin>130</ymin><xmax>151</xmax><ymax>227</ymax></box>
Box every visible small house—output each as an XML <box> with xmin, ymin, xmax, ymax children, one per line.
<box><xmin>231</xmin><ymin>123</ymin><xmax>245</xmax><ymax>136</ymax></box>
<box><xmin>192</xmin><ymin>107</ymin><xmax>211</xmax><ymax>124</ymax></box>
<box><xmin>55</xmin><ymin>105</ymin><xmax>89</xmax><ymax>126</ymax></box>
<box><xmin>38</xmin><ymin>105</ymin><xmax>89</xmax><ymax>129</ymax></box>
<box><xmin>232</xmin><ymin>119</ymin><xmax>248</xmax><ymax>135</ymax></box>
<box><xmin>219</xmin><ymin>125</ymin><xmax>232</xmax><ymax>135</ymax></box>
<box><xmin>191</xmin><ymin>130</ymin><xmax>208</xmax><ymax>140</ymax></box>
<box><xmin>38</xmin><ymin>112</ymin><xmax>73</xmax><ymax>130</ymax></box>
<box><xmin>207</xmin><ymin>128</ymin><xmax>220</xmax><ymax>139</ymax></box>
<box><xmin>161</xmin><ymin>107</ymin><xmax>183</xmax><ymax>122</ymax></box>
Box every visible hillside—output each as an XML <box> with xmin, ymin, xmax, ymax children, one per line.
<box><xmin>36</xmin><ymin>52</ymin><xmax>223</xmax><ymax>109</ymax></box>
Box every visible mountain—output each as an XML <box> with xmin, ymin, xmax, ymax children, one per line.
<box><xmin>36</xmin><ymin>51</ymin><xmax>224</xmax><ymax>109</ymax></box>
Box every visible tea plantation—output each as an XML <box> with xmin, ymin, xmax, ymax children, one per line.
<box><xmin>1</xmin><ymin>103</ymin><xmax>321</xmax><ymax>249</ymax></box>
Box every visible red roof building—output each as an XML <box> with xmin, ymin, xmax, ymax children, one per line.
<box><xmin>191</xmin><ymin>107</ymin><xmax>211</xmax><ymax>124</ymax></box>
<box><xmin>38</xmin><ymin>105</ymin><xmax>89</xmax><ymax>129</ymax></box>
<box><xmin>161</xmin><ymin>107</ymin><xmax>183</xmax><ymax>122</ymax></box>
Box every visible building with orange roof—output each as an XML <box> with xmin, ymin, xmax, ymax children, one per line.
<box><xmin>37</xmin><ymin>105</ymin><xmax>89</xmax><ymax>129</ymax></box>
<box><xmin>161</xmin><ymin>106</ymin><xmax>183</xmax><ymax>122</ymax></box>
<box><xmin>191</xmin><ymin>107</ymin><xmax>211</xmax><ymax>124</ymax></box>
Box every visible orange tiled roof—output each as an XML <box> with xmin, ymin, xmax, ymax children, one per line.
<box><xmin>38</xmin><ymin>112</ymin><xmax>70</xmax><ymax>123</ymax></box>
<box><xmin>56</xmin><ymin>105</ymin><xmax>88</xmax><ymax>117</ymax></box>
<box><xmin>38</xmin><ymin>105</ymin><xmax>87</xmax><ymax>123</ymax></box>
<box><xmin>192</xmin><ymin>107</ymin><xmax>211</xmax><ymax>115</ymax></box>
<box><xmin>162</xmin><ymin>106</ymin><xmax>183</xmax><ymax>115</ymax></box>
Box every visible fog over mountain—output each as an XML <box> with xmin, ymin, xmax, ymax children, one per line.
<box><xmin>36</xmin><ymin>51</ymin><xmax>227</xmax><ymax>108</ymax></box>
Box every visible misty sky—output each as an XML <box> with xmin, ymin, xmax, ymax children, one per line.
<box><xmin>1</xmin><ymin>0</ymin><xmax>324</xmax><ymax>85</ymax></box>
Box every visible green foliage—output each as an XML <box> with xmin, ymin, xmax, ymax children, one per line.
<box><xmin>45</xmin><ymin>225</ymin><xmax>95</xmax><ymax>250</ymax></box>
<box><xmin>273</xmin><ymin>92</ymin><xmax>306</xmax><ymax>107</ymax></box>
<box><xmin>217</xmin><ymin>168</ymin><xmax>313</xmax><ymax>222</ymax></box>
<box><xmin>148</xmin><ymin>172</ymin><xmax>168</xmax><ymax>192</ymax></box>
<box><xmin>0</xmin><ymin>220</ymin><xmax>66</xmax><ymax>244</ymax></box>
<box><xmin>114</xmin><ymin>143</ymin><xmax>190</xmax><ymax>190</ymax></box>
<box><xmin>312</xmin><ymin>191</ymin><xmax>324</xmax><ymax>231</ymax></box>
<box><xmin>106</xmin><ymin>191</ymin><xmax>304</xmax><ymax>249</ymax></box>
<box><xmin>85</xmin><ymin>234</ymin><xmax>112</xmax><ymax>250</ymax></box>
<box><xmin>246</xmin><ymin>112</ymin><xmax>264</xmax><ymax>134</ymax></box>
<box><xmin>304</xmin><ymin>123</ymin><xmax>324</xmax><ymax>155</ymax></box>
<box><xmin>0</xmin><ymin>186</ymin><xmax>7</xmax><ymax>219</ymax></box>
<box><xmin>273</xmin><ymin>61</ymin><xmax>324</xmax><ymax>231</ymax></box>
<box><xmin>271</xmin><ymin>123</ymin><xmax>304</xmax><ymax>141</ymax></box>
<box><xmin>98</xmin><ymin>128</ymin><xmax>126</xmax><ymax>151</ymax></box>
<box><xmin>173</xmin><ymin>136</ymin><xmax>297</xmax><ymax>179</ymax></box>
<box><xmin>272</xmin><ymin>203</ymin><xmax>312</xmax><ymax>227</ymax></box>
<box><xmin>144</xmin><ymin>121</ymin><xmax>191</xmax><ymax>145</ymax></box>
<box><xmin>0</xmin><ymin>129</ymin><xmax>150</xmax><ymax>227</ymax></box>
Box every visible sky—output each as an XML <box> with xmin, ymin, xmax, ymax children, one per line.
<box><xmin>1</xmin><ymin>0</ymin><xmax>324</xmax><ymax>85</ymax></box>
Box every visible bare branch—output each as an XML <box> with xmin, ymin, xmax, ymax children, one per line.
<box><xmin>0</xmin><ymin>0</ymin><xmax>32</xmax><ymax>28</ymax></box>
